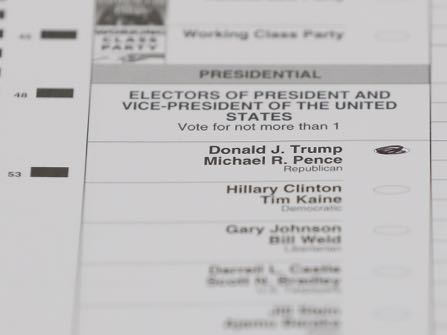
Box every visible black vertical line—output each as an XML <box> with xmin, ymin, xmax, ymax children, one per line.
<box><xmin>429</xmin><ymin>0</ymin><xmax>435</xmax><ymax>333</ymax></box>
<box><xmin>70</xmin><ymin>4</ymin><xmax>97</xmax><ymax>335</ymax></box>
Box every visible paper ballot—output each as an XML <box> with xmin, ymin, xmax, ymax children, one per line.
<box><xmin>0</xmin><ymin>0</ymin><xmax>444</xmax><ymax>334</ymax></box>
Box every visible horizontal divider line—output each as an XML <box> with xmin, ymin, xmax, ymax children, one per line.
<box><xmin>168</xmin><ymin>23</ymin><xmax>345</xmax><ymax>27</ymax></box>
<box><xmin>82</xmin><ymin>258</ymin><xmax>340</xmax><ymax>267</ymax></box>
<box><xmin>81</xmin><ymin>300</ymin><xmax>334</xmax><ymax>310</ymax></box>
<box><xmin>86</xmin><ymin>179</ymin><xmax>344</xmax><ymax>184</ymax></box>
<box><xmin>84</xmin><ymin>219</ymin><xmax>343</xmax><ymax>225</ymax></box>
<box><xmin>89</xmin><ymin>139</ymin><xmax>430</xmax><ymax>143</ymax></box>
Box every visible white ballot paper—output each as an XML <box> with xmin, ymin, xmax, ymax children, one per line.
<box><xmin>432</xmin><ymin>0</ymin><xmax>447</xmax><ymax>333</ymax></box>
<box><xmin>0</xmin><ymin>0</ymin><xmax>439</xmax><ymax>335</ymax></box>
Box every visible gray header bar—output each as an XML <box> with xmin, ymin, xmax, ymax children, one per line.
<box><xmin>93</xmin><ymin>64</ymin><xmax>429</xmax><ymax>84</ymax></box>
